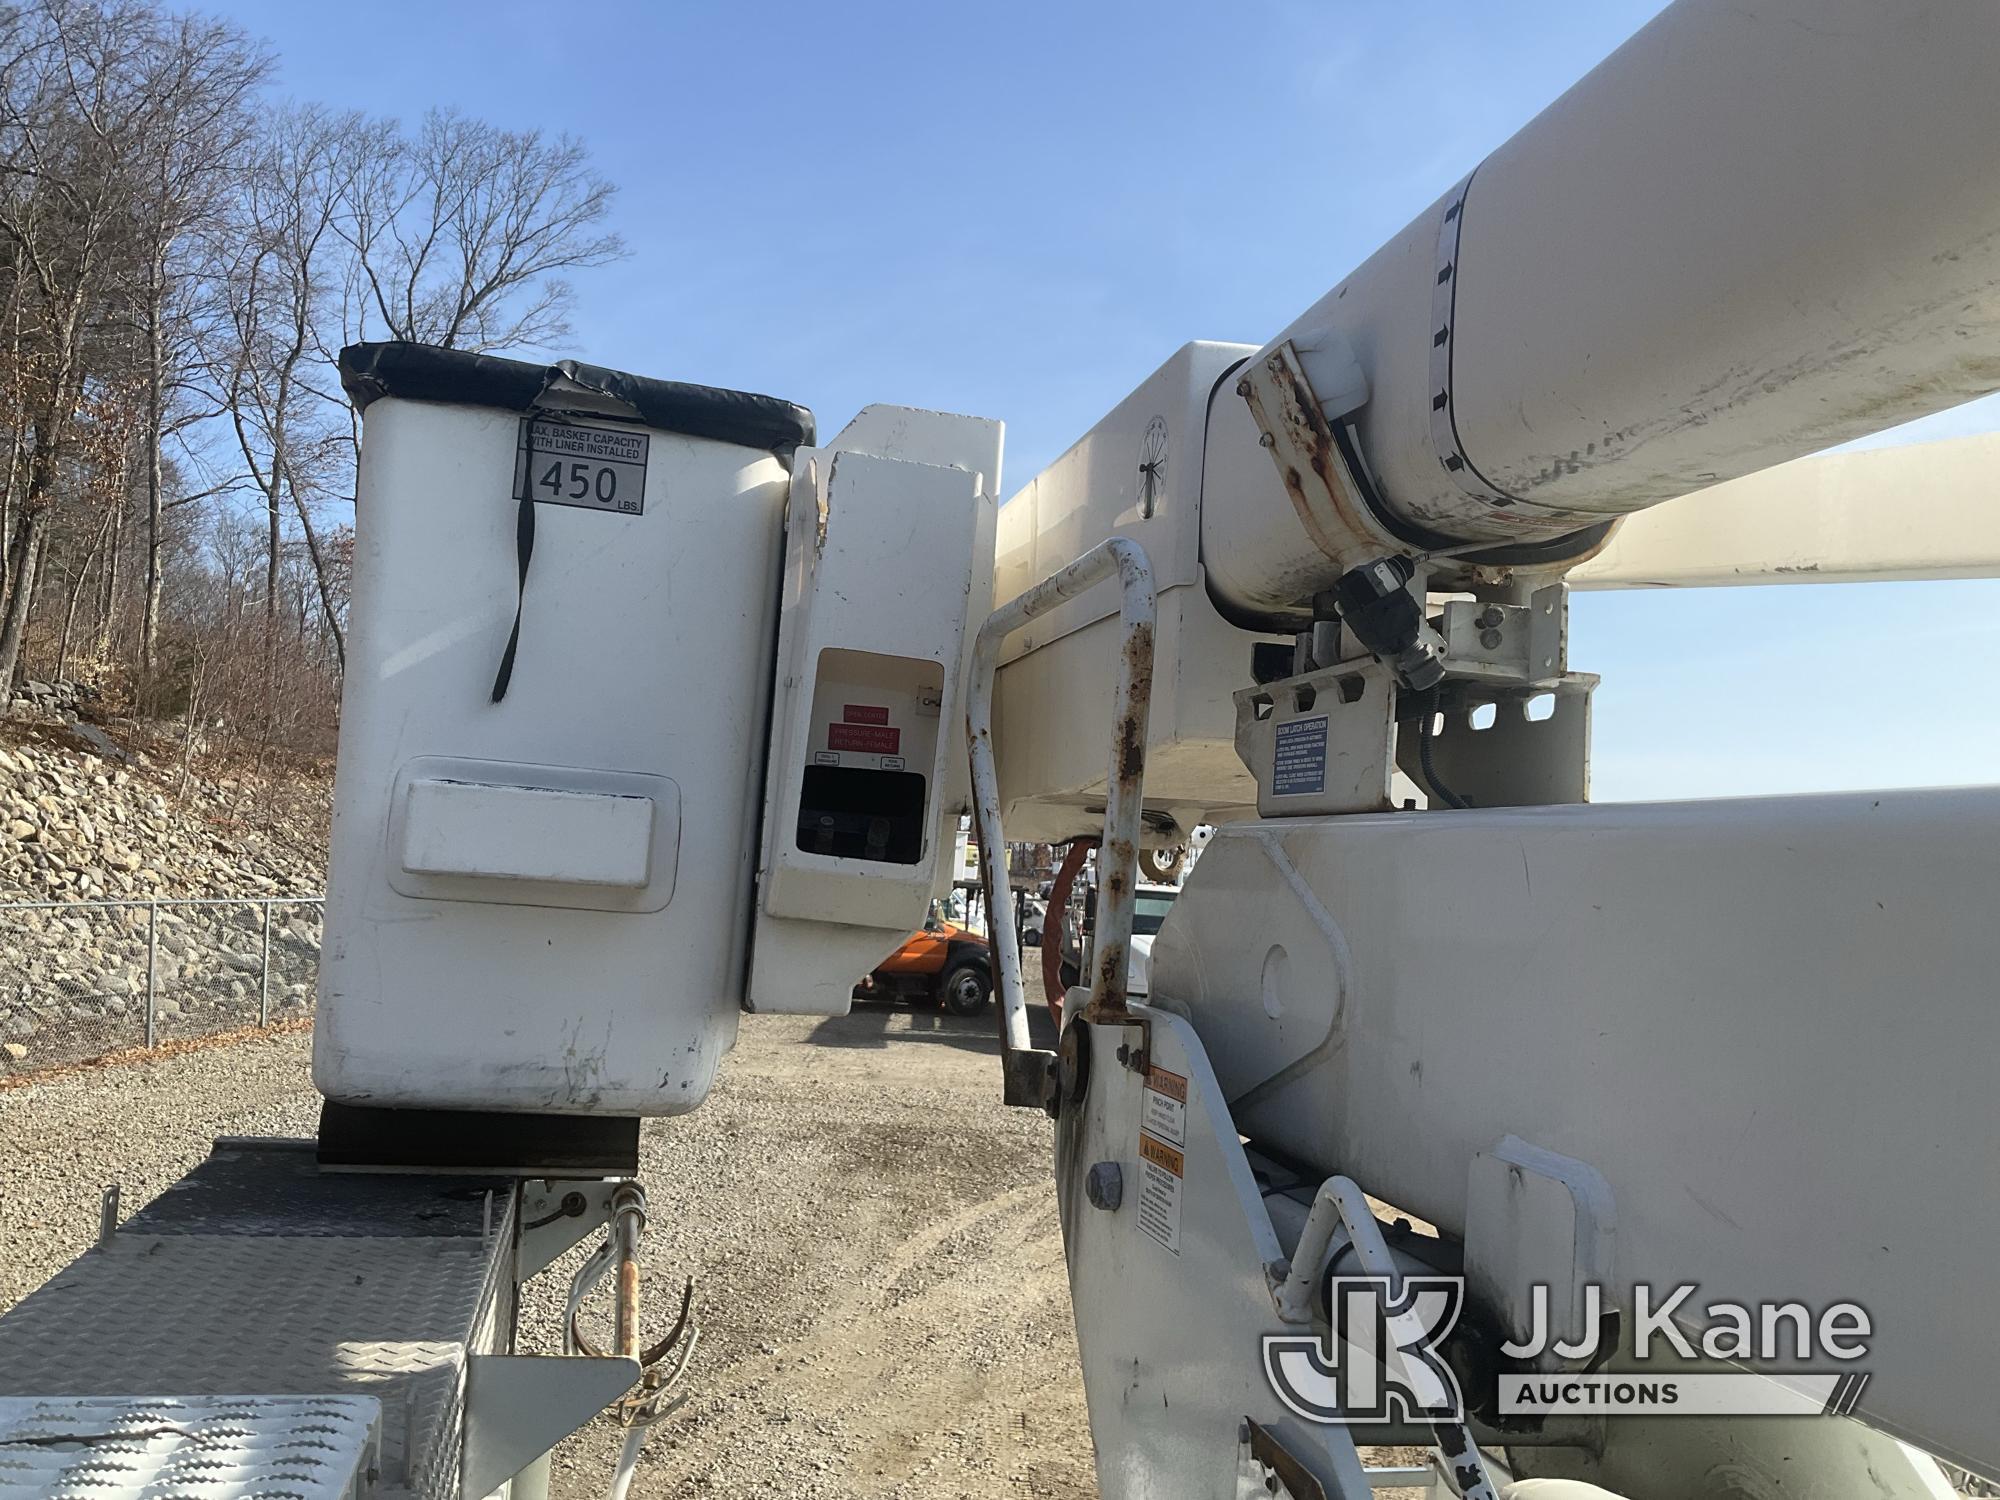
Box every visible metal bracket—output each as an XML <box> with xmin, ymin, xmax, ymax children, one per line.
<box><xmin>1397</xmin><ymin>674</ymin><xmax>1597</xmax><ymax>809</ymax></box>
<box><xmin>517</xmin><ymin>1179</ymin><xmax>617</xmax><ymax>1283</ymax></box>
<box><xmin>1234</xmin><ymin>659</ymin><xmax>1398</xmax><ymax>817</ymax></box>
<box><xmin>1278</xmin><ymin>1178</ymin><xmax>1500</xmax><ymax>1500</ymax></box>
<box><xmin>1463</xmin><ymin>1136</ymin><xmax>1616</xmax><ymax>1368</ymax></box>
<box><xmin>1436</xmin><ymin>584</ymin><xmax>1566</xmax><ymax>686</ymax></box>
<box><xmin>1237</xmin><ymin>340</ymin><xmax>1393</xmax><ymax>576</ymax></box>
<box><xmin>1241</xmin><ymin>1416</ymin><xmax>1328</xmax><ymax>1500</ymax></box>
<box><xmin>1001</xmin><ymin>1047</ymin><xmax>1056</xmax><ymax>1112</ymax></box>
<box><xmin>460</xmin><ymin>1354</ymin><xmax>638</xmax><ymax>1500</ymax></box>
<box><xmin>1107</xmin><ymin>1015</ymin><xmax>1152</xmax><ymax>1079</ymax></box>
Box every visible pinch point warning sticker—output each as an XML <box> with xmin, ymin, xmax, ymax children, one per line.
<box><xmin>1143</xmin><ymin>1065</ymin><xmax>1187</xmax><ymax>1148</ymax></box>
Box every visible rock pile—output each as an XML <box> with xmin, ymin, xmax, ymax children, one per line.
<box><xmin>7</xmin><ymin>677</ymin><xmax>96</xmax><ymax>717</ymax></box>
<box><xmin>0</xmin><ymin>722</ymin><xmax>330</xmax><ymax>1069</ymax></box>
<box><xmin>0</xmin><ymin>739</ymin><xmax>326</xmax><ymax>902</ymax></box>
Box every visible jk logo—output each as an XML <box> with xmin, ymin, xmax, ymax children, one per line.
<box><xmin>1263</xmin><ymin>1275</ymin><xmax>1466</xmax><ymax>1424</ymax></box>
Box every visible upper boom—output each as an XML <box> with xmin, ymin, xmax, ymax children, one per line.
<box><xmin>1202</xmin><ymin>0</ymin><xmax>2000</xmax><ymax>615</ymax></box>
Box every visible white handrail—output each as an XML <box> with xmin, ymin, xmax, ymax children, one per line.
<box><xmin>966</xmin><ymin>537</ymin><xmax>1155</xmax><ymax>1059</ymax></box>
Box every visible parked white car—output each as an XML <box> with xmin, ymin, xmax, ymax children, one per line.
<box><xmin>1125</xmin><ymin>884</ymin><xmax>1179</xmax><ymax>999</ymax></box>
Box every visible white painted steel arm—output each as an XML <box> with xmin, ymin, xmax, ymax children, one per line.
<box><xmin>968</xmin><ymin>539</ymin><xmax>1155</xmax><ymax>1055</ymax></box>
<box><xmin>1570</xmin><ymin>432</ymin><xmax>2000</xmax><ymax>589</ymax></box>
<box><xmin>1204</xmin><ymin>0</ymin><xmax>2000</xmax><ymax>613</ymax></box>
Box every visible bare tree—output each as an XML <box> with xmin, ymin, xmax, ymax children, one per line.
<box><xmin>125</xmin><ymin>8</ymin><xmax>268</xmax><ymax>701</ymax></box>
<box><xmin>210</xmin><ymin>102</ymin><xmax>359</xmax><ymax>672</ymax></box>
<box><xmin>0</xmin><ymin>4</ymin><xmax>627</xmax><ymax>743</ymax></box>
<box><xmin>341</xmin><ymin>107</ymin><xmax>623</xmax><ymax>353</ymax></box>
<box><xmin>244</xmin><ymin>105</ymin><xmax>627</xmax><ymax>673</ymax></box>
<box><xmin>0</xmin><ymin>0</ymin><xmax>153</xmax><ymax>700</ymax></box>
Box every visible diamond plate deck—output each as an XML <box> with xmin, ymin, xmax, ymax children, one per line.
<box><xmin>0</xmin><ymin>1143</ymin><xmax>514</xmax><ymax>1500</ymax></box>
<box><xmin>128</xmin><ymin>1141</ymin><xmax>492</xmax><ymax>1240</ymax></box>
<box><xmin>0</xmin><ymin>1394</ymin><xmax>379</xmax><ymax>1500</ymax></box>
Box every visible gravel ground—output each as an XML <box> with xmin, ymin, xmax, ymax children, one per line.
<box><xmin>0</xmin><ymin>1026</ymin><xmax>324</xmax><ymax>1309</ymax></box>
<box><xmin>0</xmin><ymin>1006</ymin><xmax>1096</xmax><ymax>1500</ymax></box>
<box><xmin>2</xmin><ymin>1010</ymin><xmax>1983</xmax><ymax>1500</ymax></box>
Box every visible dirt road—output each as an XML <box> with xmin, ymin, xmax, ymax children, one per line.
<box><xmin>0</xmin><ymin>1005</ymin><xmax>1096</xmax><ymax>1499</ymax></box>
<box><xmin>533</xmin><ymin>1006</ymin><xmax>1092</xmax><ymax>1499</ymax></box>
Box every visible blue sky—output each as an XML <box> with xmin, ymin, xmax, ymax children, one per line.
<box><xmin>212</xmin><ymin>0</ymin><xmax>2000</xmax><ymax>803</ymax></box>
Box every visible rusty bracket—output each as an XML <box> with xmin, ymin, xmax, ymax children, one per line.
<box><xmin>1237</xmin><ymin>340</ymin><xmax>1400</xmax><ymax>578</ymax></box>
<box><xmin>1000</xmin><ymin>1046</ymin><xmax>1056</xmax><ymax>1113</ymax></box>
<box><xmin>1110</xmin><ymin>1018</ymin><xmax>1151</xmax><ymax>1079</ymax></box>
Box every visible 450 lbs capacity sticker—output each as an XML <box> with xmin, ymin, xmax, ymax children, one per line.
<box><xmin>516</xmin><ymin>418</ymin><xmax>649</xmax><ymax>515</ymax></box>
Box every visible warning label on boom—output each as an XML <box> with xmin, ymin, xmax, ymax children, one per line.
<box><xmin>1137</xmin><ymin>1130</ymin><xmax>1183</xmax><ymax>1255</ymax></box>
<box><xmin>1143</xmin><ymin>1065</ymin><xmax>1187</xmax><ymax>1148</ymax></box>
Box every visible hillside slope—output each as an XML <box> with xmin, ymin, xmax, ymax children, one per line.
<box><xmin>0</xmin><ymin>714</ymin><xmax>331</xmax><ymax>1072</ymax></box>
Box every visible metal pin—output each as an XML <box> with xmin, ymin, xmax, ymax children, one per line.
<box><xmin>258</xmin><ymin>902</ymin><xmax>273</xmax><ymax>1027</ymax></box>
<box><xmin>144</xmin><ymin>903</ymin><xmax>158</xmax><ymax>1049</ymax></box>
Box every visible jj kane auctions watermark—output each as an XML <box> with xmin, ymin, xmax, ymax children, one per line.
<box><xmin>1264</xmin><ymin>1279</ymin><xmax>1873</xmax><ymax>1424</ymax></box>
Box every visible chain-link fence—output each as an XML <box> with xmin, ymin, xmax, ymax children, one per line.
<box><xmin>0</xmin><ymin>896</ymin><xmax>323</xmax><ymax>1078</ymax></box>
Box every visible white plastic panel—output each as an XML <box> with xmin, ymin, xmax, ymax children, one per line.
<box><xmin>383</xmin><ymin>757</ymin><xmax>680</xmax><ymax>914</ymax></box>
<box><xmin>400</xmin><ymin>780</ymin><xmax>653</xmax><ymax>887</ymax></box>
<box><xmin>990</xmin><ymin>581</ymin><xmax>1266</xmax><ymax>845</ymax></box>
<box><xmin>757</xmin><ymin>452</ymin><xmax>979</xmax><ymax>930</ymax></box>
<box><xmin>749</xmin><ymin>414</ymin><xmax>997</xmax><ymax>1014</ymax></box>
<box><xmin>994</xmin><ymin>341</ymin><xmax>1244</xmax><ymax>661</ymax></box>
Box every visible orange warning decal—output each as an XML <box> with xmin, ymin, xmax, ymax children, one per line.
<box><xmin>1138</xmin><ymin>1132</ymin><xmax>1184</xmax><ymax>1176</ymax></box>
<box><xmin>1145</xmin><ymin>1065</ymin><xmax>1187</xmax><ymax>1103</ymax></box>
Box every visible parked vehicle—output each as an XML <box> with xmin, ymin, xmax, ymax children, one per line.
<box><xmin>1051</xmin><ymin>880</ymin><xmax>1179</xmax><ymax>1001</ymax></box>
<box><xmin>1124</xmin><ymin>883</ymin><xmax>1179</xmax><ymax>999</ymax></box>
<box><xmin>852</xmin><ymin>903</ymin><xmax>993</xmax><ymax>1015</ymax></box>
